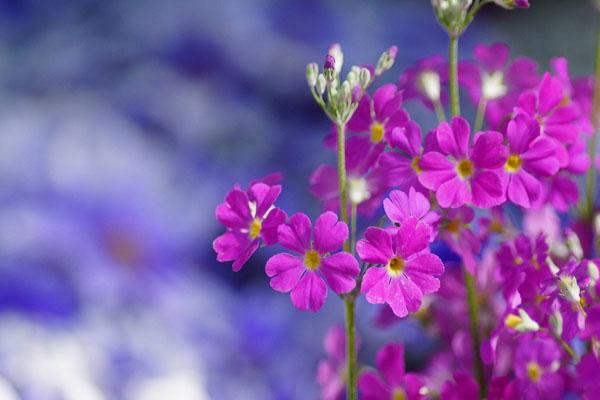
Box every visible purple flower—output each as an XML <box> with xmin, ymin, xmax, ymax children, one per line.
<box><xmin>310</xmin><ymin>136</ymin><xmax>388</xmax><ymax>216</ymax></box>
<box><xmin>358</xmin><ymin>343</ymin><xmax>425</xmax><ymax>400</ymax></box>
<box><xmin>515</xmin><ymin>72</ymin><xmax>581</xmax><ymax>167</ymax></box>
<box><xmin>265</xmin><ymin>212</ymin><xmax>359</xmax><ymax>312</ymax></box>
<box><xmin>347</xmin><ymin>84</ymin><xmax>409</xmax><ymax>145</ymax></box>
<box><xmin>501</xmin><ymin>115</ymin><xmax>559</xmax><ymax>208</ymax></box>
<box><xmin>459</xmin><ymin>43</ymin><xmax>538</xmax><ymax>129</ymax></box>
<box><xmin>213</xmin><ymin>182</ymin><xmax>287</xmax><ymax>271</ymax></box>
<box><xmin>357</xmin><ymin>218</ymin><xmax>444</xmax><ymax>317</ymax></box>
<box><xmin>514</xmin><ymin>334</ymin><xmax>565</xmax><ymax>400</ymax></box>
<box><xmin>419</xmin><ymin>117</ymin><xmax>508</xmax><ymax>208</ymax></box>
<box><xmin>378</xmin><ymin>121</ymin><xmax>428</xmax><ymax>194</ymax></box>
<box><xmin>440</xmin><ymin>207</ymin><xmax>481</xmax><ymax>273</ymax></box>
<box><xmin>383</xmin><ymin>187</ymin><xmax>439</xmax><ymax>238</ymax></box>
<box><xmin>399</xmin><ymin>56</ymin><xmax>447</xmax><ymax>109</ymax></box>
<box><xmin>324</xmin><ymin>54</ymin><xmax>336</xmax><ymax>71</ymax></box>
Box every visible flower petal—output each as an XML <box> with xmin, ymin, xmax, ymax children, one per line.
<box><xmin>376</xmin><ymin>343</ymin><xmax>405</xmax><ymax>388</ymax></box>
<box><xmin>265</xmin><ymin>253</ymin><xmax>304</xmax><ymax>292</ymax></box>
<box><xmin>313</xmin><ymin>211</ymin><xmax>349</xmax><ymax>253</ymax></box>
<box><xmin>361</xmin><ymin>267</ymin><xmax>388</xmax><ymax>304</ymax></box>
<box><xmin>278</xmin><ymin>212</ymin><xmax>312</xmax><ymax>253</ymax></box>
<box><xmin>290</xmin><ymin>271</ymin><xmax>327</xmax><ymax>312</ymax></box>
<box><xmin>213</xmin><ymin>231</ymin><xmax>258</xmax><ymax>272</ymax></box>
<box><xmin>358</xmin><ymin>370</ymin><xmax>391</xmax><ymax>400</ymax></box>
<box><xmin>320</xmin><ymin>252</ymin><xmax>359</xmax><ymax>294</ymax></box>
<box><xmin>248</xmin><ymin>182</ymin><xmax>282</xmax><ymax>218</ymax></box>
<box><xmin>356</xmin><ymin>227</ymin><xmax>394</xmax><ymax>264</ymax></box>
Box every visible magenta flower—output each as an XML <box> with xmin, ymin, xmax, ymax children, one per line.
<box><xmin>317</xmin><ymin>325</ymin><xmax>359</xmax><ymax>400</ymax></box>
<box><xmin>383</xmin><ymin>187</ymin><xmax>439</xmax><ymax>237</ymax></box>
<box><xmin>347</xmin><ymin>83</ymin><xmax>409</xmax><ymax>145</ymax></box>
<box><xmin>358</xmin><ymin>343</ymin><xmax>425</xmax><ymax>400</ymax></box>
<box><xmin>357</xmin><ymin>217</ymin><xmax>444</xmax><ymax>317</ymax></box>
<box><xmin>514</xmin><ymin>334</ymin><xmax>565</xmax><ymax>400</ymax></box>
<box><xmin>440</xmin><ymin>372</ymin><xmax>479</xmax><ymax>400</ymax></box>
<box><xmin>575</xmin><ymin>354</ymin><xmax>600</xmax><ymax>399</ymax></box>
<box><xmin>378</xmin><ymin>121</ymin><xmax>428</xmax><ymax>194</ymax></box>
<box><xmin>265</xmin><ymin>211</ymin><xmax>359</xmax><ymax>312</ymax></box>
<box><xmin>418</xmin><ymin>117</ymin><xmax>508</xmax><ymax>208</ymax></box>
<box><xmin>459</xmin><ymin>43</ymin><xmax>538</xmax><ymax>130</ymax></box>
<box><xmin>213</xmin><ymin>182</ymin><xmax>287</xmax><ymax>271</ymax></box>
<box><xmin>515</xmin><ymin>72</ymin><xmax>581</xmax><ymax>167</ymax></box>
<box><xmin>501</xmin><ymin>115</ymin><xmax>560</xmax><ymax>208</ymax></box>
<box><xmin>440</xmin><ymin>207</ymin><xmax>481</xmax><ymax>273</ymax></box>
<box><xmin>399</xmin><ymin>56</ymin><xmax>447</xmax><ymax>109</ymax></box>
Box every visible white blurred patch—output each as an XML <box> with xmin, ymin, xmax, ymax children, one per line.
<box><xmin>126</xmin><ymin>371</ymin><xmax>208</xmax><ymax>400</ymax></box>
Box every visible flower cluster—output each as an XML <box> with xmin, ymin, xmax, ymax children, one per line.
<box><xmin>213</xmin><ymin>1</ymin><xmax>600</xmax><ymax>398</ymax></box>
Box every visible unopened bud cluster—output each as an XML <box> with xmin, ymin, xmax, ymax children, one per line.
<box><xmin>306</xmin><ymin>44</ymin><xmax>397</xmax><ymax>125</ymax></box>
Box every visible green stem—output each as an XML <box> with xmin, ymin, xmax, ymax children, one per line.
<box><xmin>449</xmin><ymin>35</ymin><xmax>460</xmax><ymax>117</ymax></box>
<box><xmin>585</xmin><ymin>18</ymin><xmax>600</xmax><ymax>225</ymax></box>
<box><xmin>336</xmin><ymin>122</ymin><xmax>349</xmax><ymax>246</ymax></box>
<box><xmin>464</xmin><ymin>270</ymin><xmax>486</xmax><ymax>398</ymax></box>
<box><xmin>434</xmin><ymin>99</ymin><xmax>447</xmax><ymax>122</ymax></box>
<box><xmin>350</xmin><ymin>202</ymin><xmax>358</xmax><ymax>254</ymax></box>
<box><xmin>474</xmin><ymin>98</ymin><xmax>487</xmax><ymax>132</ymax></box>
<box><xmin>336</xmin><ymin>121</ymin><xmax>357</xmax><ymax>400</ymax></box>
<box><xmin>344</xmin><ymin>299</ymin><xmax>357</xmax><ymax>400</ymax></box>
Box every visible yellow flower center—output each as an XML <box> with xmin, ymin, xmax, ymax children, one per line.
<box><xmin>392</xmin><ymin>388</ymin><xmax>407</xmax><ymax>400</ymax></box>
<box><xmin>304</xmin><ymin>249</ymin><xmax>321</xmax><ymax>271</ymax></box>
<box><xmin>504</xmin><ymin>313</ymin><xmax>522</xmax><ymax>329</ymax></box>
<box><xmin>527</xmin><ymin>362</ymin><xmax>542</xmax><ymax>382</ymax></box>
<box><xmin>490</xmin><ymin>219</ymin><xmax>503</xmax><ymax>233</ymax></box>
<box><xmin>456</xmin><ymin>159</ymin><xmax>474</xmax><ymax>179</ymax></box>
<box><xmin>248</xmin><ymin>218</ymin><xmax>262</xmax><ymax>239</ymax></box>
<box><xmin>514</xmin><ymin>256</ymin><xmax>523</xmax><ymax>265</ymax></box>
<box><xmin>387</xmin><ymin>256</ymin><xmax>405</xmax><ymax>277</ymax></box>
<box><xmin>411</xmin><ymin>156</ymin><xmax>422</xmax><ymax>174</ymax></box>
<box><xmin>370</xmin><ymin>122</ymin><xmax>384</xmax><ymax>143</ymax></box>
<box><xmin>505</xmin><ymin>154</ymin><xmax>522</xmax><ymax>173</ymax></box>
<box><xmin>531</xmin><ymin>256</ymin><xmax>539</xmax><ymax>270</ymax></box>
<box><xmin>445</xmin><ymin>219</ymin><xmax>461</xmax><ymax>234</ymax></box>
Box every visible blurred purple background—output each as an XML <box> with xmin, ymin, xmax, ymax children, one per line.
<box><xmin>0</xmin><ymin>0</ymin><xmax>596</xmax><ymax>398</ymax></box>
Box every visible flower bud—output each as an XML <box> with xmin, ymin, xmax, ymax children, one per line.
<box><xmin>375</xmin><ymin>45</ymin><xmax>398</xmax><ymax>76</ymax></box>
<box><xmin>306</xmin><ymin>63</ymin><xmax>318</xmax><ymax>87</ymax></box>
<box><xmin>359</xmin><ymin>67</ymin><xmax>371</xmax><ymax>89</ymax></box>
<box><xmin>549</xmin><ymin>310</ymin><xmax>563</xmax><ymax>336</ymax></box>
<box><xmin>419</xmin><ymin>71</ymin><xmax>441</xmax><ymax>101</ymax></box>
<box><xmin>431</xmin><ymin>0</ymin><xmax>472</xmax><ymax>36</ymax></box>
<box><xmin>492</xmin><ymin>0</ymin><xmax>529</xmax><ymax>8</ymax></box>
<box><xmin>341</xmin><ymin>80</ymin><xmax>352</xmax><ymax>104</ymax></box>
<box><xmin>316</xmin><ymin>74</ymin><xmax>327</xmax><ymax>96</ymax></box>
<box><xmin>566</xmin><ymin>230</ymin><xmax>583</xmax><ymax>260</ymax></box>
<box><xmin>504</xmin><ymin>308</ymin><xmax>539</xmax><ymax>332</ymax></box>
<box><xmin>346</xmin><ymin>70</ymin><xmax>358</xmax><ymax>88</ymax></box>
<box><xmin>559</xmin><ymin>275</ymin><xmax>581</xmax><ymax>305</ymax></box>
<box><xmin>588</xmin><ymin>260</ymin><xmax>600</xmax><ymax>285</ymax></box>
<box><xmin>327</xmin><ymin>43</ymin><xmax>344</xmax><ymax>74</ymax></box>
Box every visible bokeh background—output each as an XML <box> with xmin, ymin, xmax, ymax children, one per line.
<box><xmin>0</xmin><ymin>0</ymin><xmax>597</xmax><ymax>399</ymax></box>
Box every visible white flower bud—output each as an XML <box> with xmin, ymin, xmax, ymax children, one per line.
<box><xmin>359</xmin><ymin>67</ymin><xmax>371</xmax><ymax>89</ymax></box>
<box><xmin>559</xmin><ymin>275</ymin><xmax>581</xmax><ymax>305</ymax></box>
<box><xmin>566</xmin><ymin>230</ymin><xmax>584</xmax><ymax>260</ymax></box>
<box><xmin>316</xmin><ymin>74</ymin><xmax>327</xmax><ymax>95</ymax></box>
<box><xmin>306</xmin><ymin>63</ymin><xmax>318</xmax><ymax>87</ymax></box>
<box><xmin>549</xmin><ymin>310</ymin><xmax>563</xmax><ymax>336</ymax></box>
<box><xmin>375</xmin><ymin>46</ymin><xmax>398</xmax><ymax>76</ymax></box>
<box><xmin>327</xmin><ymin>43</ymin><xmax>344</xmax><ymax>75</ymax></box>
<box><xmin>588</xmin><ymin>260</ymin><xmax>599</xmax><ymax>285</ymax></box>
<box><xmin>341</xmin><ymin>81</ymin><xmax>352</xmax><ymax>103</ymax></box>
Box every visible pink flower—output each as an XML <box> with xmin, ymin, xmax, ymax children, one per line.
<box><xmin>501</xmin><ymin>115</ymin><xmax>560</xmax><ymax>208</ymax></box>
<box><xmin>358</xmin><ymin>343</ymin><xmax>426</xmax><ymax>400</ymax></box>
<box><xmin>265</xmin><ymin>212</ymin><xmax>359</xmax><ymax>312</ymax></box>
<box><xmin>213</xmin><ymin>182</ymin><xmax>287</xmax><ymax>271</ymax></box>
<box><xmin>383</xmin><ymin>187</ymin><xmax>439</xmax><ymax>238</ymax></box>
<box><xmin>418</xmin><ymin>117</ymin><xmax>508</xmax><ymax>208</ymax></box>
<box><xmin>317</xmin><ymin>325</ymin><xmax>359</xmax><ymax>400</ymax></box>
<box><xmin>459</xmin><ymin>42</ymin><xmax>538</xmax><ymax>129</ymax></box>
<box><xmin>515</xmin><ymin>72</ymin><xmax>581</xmax><ymax>167</ymax></box>
<box><xmin>440</xmin><ymin>207</ymin><xmax>481</xmax><ymax>273</ymax></box>
<box><xmin>357</xmin><ymin>217</ymin><xmax>444</xmax><ymax>317</ymax></box>
<box><xmin>347</xmin><ymin>83</ymin><xmax>409</xmax><ymax>145</ymax></box>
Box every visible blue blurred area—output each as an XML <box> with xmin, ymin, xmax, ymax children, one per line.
<box><xmin>0</xmin><ymin>0</ymin><xmax>595</xmax><ymax>398</ymax></box>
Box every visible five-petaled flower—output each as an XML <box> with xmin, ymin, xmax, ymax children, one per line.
<box><xmin>357</xmin><ymin>217</ymin><xmax>444</xmax><ymax>318</ymax></box>
<box><xmin>265</xmin><ymin>212</ymin><xmax>360</xmax><ymax>312</ymax></box>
